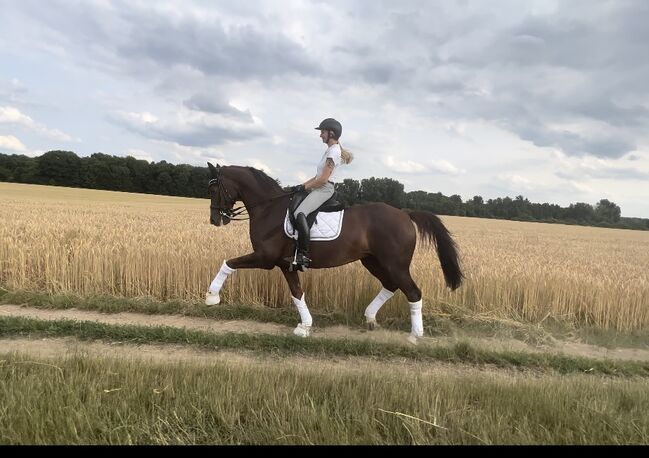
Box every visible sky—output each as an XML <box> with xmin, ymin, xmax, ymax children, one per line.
<box><xmin>1</xmin><ymin>0</ymin><xmax>648</xmax><ymax>217</ymax></box>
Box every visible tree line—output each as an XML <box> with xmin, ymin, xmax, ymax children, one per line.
<box><xmin>1</xmin><ymin>150</ymin><xmax>647</xmax><ymax>230</ymax></box>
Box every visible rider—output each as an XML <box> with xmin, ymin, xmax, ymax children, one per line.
<box><xmin>288</xmin><ymin>118</ymin><xmax>353</xmax><ymax>269</ymax></box>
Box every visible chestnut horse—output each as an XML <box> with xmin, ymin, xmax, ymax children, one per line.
<box><xmin>205</xmin><ymin>163</ymin><xmax>463</xmax><ymax>341</ymax></box>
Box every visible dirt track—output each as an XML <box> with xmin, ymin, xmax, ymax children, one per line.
<box><xmin>2</xmin><ymin>304</ymin><xmax>648</xmax><ymax>363</ymax></box>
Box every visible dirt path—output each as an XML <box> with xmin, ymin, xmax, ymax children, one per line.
<box><xmin>2</xmin><ymin>304</ymin><xmax>649</xmax><ymax>362</ymax></box>
<box><xmin>0</xmin><ymin>336</ymin><xmax>527</xmax><ymax>380</ymax></box>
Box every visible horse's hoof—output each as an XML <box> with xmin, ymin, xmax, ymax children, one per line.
<box><xmin>293</xmin><ymin>323</ymin><xmax>311</xmax><ymax>338</ymax></box>
<box><xmin>406</xmin><ymin>334</ymin><xmax>419</xmax><ymax>345</ymax></box>
<box><xmin>205</xmin><ymin>291</ymin><xmax>220</xmax><ymax>306</ymax></box>
<box><xmin>366</xmin><ymin>318</ymin><xmax>379</xmax><ymax>331</ymax></box>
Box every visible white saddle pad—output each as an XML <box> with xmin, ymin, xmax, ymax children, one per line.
<box><xmin>284</xmin><ymin>209</ymin><xmax>344</xmax><ymax>241</ymax></box>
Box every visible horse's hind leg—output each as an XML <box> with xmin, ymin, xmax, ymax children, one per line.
<box><xmin>360</xmin><ymin>256</ymin><xmax>398</xmax><ymax>330</ymax></box>
<box><xmin>281</xmin><ymin>268</ymin><xmax>312</xmax><ymax>337</ymax></box>
<box><xmin>391</xmin><ymin>270</ymin><xmax>424</xmax><ymax>342</ymax></box>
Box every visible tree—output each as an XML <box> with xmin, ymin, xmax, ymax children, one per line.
<box><xmin>594</xmin><ymin>199</ymin><xmax>621</xmax><ymax>223</ymax></box>
<box><xmin>1</xmin><ymin>151</ymin><xmax>647</xmax><ymax>231</ymax></box>
<box><xmin>564</xmin><ymin>202</ymin><xmax>595</xmax><ymax>222</ymax></box>
<box><xmin>336</xmin><ymin>179</ymin><xmax>361</xmax><ymax>206</ymax></box>
<box><xmin>465</xmin><ymin>195</ymin><xmax>485</xmax><ymax>217</ymax></box>
<box><xmin>360</xmin><ymin>177</ymin><xmax>405</xmax><ymax>208</ymax></box>
<box><xmin>37</xmin><ymin>150</ymin><xmax>81</xmax><ymax>186</ymax></box>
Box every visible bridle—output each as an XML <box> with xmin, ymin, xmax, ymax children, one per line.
<box><xmin>208</xmin><ymin>168</ymin><xmax>296</xmax><ymax>221</ymax></box>
<box><xmin>208</xmin><ymin>168</ymin><xmax>249</xmax><ymax>220</ymax></box>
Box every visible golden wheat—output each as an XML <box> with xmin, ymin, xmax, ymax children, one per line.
<box><xmin>1</xmin><ymin>182</ymin><xmax>648</xmax><ymax>330</ymax></box>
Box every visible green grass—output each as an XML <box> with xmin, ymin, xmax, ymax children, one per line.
<box><xmin>0</xmin><ymin>351</ymin><xmax>648</xmax><ymax>444</ymax></box>
<box><xmin>1</xmin><ymin>316</ymin><xmax>648</xmax><ymax>377</ymax></box>
<box><xmin>2</xmin><ymin>288</ymin><xmax>648</xmax><ymax>349</ymax></box>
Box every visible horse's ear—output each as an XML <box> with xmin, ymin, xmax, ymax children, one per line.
<box><xmin>208</xmin><ymin>162</ymin><xmax>217</xmax><ymax>175</ymax></box>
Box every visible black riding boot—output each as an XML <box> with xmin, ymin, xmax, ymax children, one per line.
<box><xmin>294</xmin><ymin>212</ymin><xmax>311</xmax><ymax>269</ymax></box>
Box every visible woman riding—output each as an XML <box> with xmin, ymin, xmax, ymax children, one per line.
<box><xmin>288</xmin><ymin>118</ymin><xmax>353</xmax><ymax>269</ymax></box>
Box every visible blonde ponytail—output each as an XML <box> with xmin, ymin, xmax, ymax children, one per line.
<box><xmin>340</xmin><ymin>144</ymin><xmax>354</xmax><ymax>164</ymax></box>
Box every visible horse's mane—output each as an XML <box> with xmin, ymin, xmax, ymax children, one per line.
<box><xmin>239</xmin><ymin>166</ymin><xmax>283</xmax><ymax>192</ymax></box>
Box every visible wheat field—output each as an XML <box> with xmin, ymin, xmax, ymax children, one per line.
<box><xmin>1</xmin><ymin>182</ymin><xmax>648</xmax><ymax>330</ymax></box>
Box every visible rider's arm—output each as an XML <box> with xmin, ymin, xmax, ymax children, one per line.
<box><xmin>305</xmin><ymin>159</ymin><xmax>334</xmax><ymax>190</ymax></box>
<box><xmin>302</xmin><ymin>176</ymin><xmax>318</xmax><ymax>188</ymax></box>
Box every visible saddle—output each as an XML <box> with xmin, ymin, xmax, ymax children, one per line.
<box><xmin>288</xmin><ymin>191</ymin><xmax>344</xmax><ymax>229</ymax></box>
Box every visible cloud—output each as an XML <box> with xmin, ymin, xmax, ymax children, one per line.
<box><xmin>328</xmin><ymin>2</ymin><xmax>649</xmax><ymax>160</ymax></box>
<box><xmin>6</xmin><ymin>1</ymin><xmax>648</xmax><ymax>161</ymax></box>
<box><xmin>382</xmin><ymin>155</ymin><xmax>464</xmax><ymax>175</ymax></box>
<box><xmin>429</xmin><ymin>160</ymin><xmax>464</xmax><ymax>176</ymax></box>
<box><xmin>2</xmin><ymin>1</ymin><xmax>649</xmax><ymax>216</ymax></box>
<box><xmin>0</xmin><ymin>105</ymin><xmax>73</xmax><ymax>141</ymax></box>
<box><xmin>247</xmin><ymin>159</ymin><xmax>276</xmax><ymax>176</ymax></box>
<box><xmin>382</xmin><ymin>156</ymin><xmax>428</xmax><ymax>174</ymax></box>
<box><xmin>495</xmin><ymin>173</ymin><xmax>538</xmax><ymax>192</ymax></box>
<box><xmin>5</xmin><ymin>1</ymin><xmax>319</xmax><ymax>83</ymax></box>
<box><xmin>555</xmin><ymin>155</ymin><xmax>649</xmax><ymax>181</ymax></box>
<box><xmin>0</xmin><ymin>78</ymin><xmax>28</xmax><ymax>103</ymax></box>
<box><xmin>567</xmin><ymin>181</ymin><xmax>595</xmax><ymax>194</ymax></box>
<box><xmin>126</xmin><ymin>148</ymin><xmax>155</xmax><ymax>163</ymax></box>
<box><xmin>110</xmin><ymin>108</ymin><xmax>266</xmax><ymax>147</ymax></box>
<box><xmin>0</xmin><ymin>135</ymin><xmax>27</xmax><ymax>152</ymax></box>
<box><xmin>514</xmin><ymin>122</ymin><xmax>636</xmax><ymax>159</ymax></box>
<box><xmin>157</xmin><ymin>142</ymin><xmax>229</xmax><ymax>166</ymax></box>
<box><xmin>183</xmin><ymin>93</ymin><xmax>253</xmax><ymax>121</ymax></box>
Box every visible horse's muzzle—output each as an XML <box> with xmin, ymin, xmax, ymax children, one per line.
<box><xmin>210</xmin><ymin>213</ymin><xmax>231</xmax><ymax>226</ymax></box>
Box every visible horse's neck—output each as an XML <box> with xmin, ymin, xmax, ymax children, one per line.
<box><xmin>239</xmin><ymin>182</ymin><xmax>289</xmax><ymax>221</ymax></box>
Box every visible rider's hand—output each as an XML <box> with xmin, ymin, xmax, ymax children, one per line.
<box><xmin>290</xmin><ymin>184</ymin><xmax>306</xmax><ymax>193</ymax></box>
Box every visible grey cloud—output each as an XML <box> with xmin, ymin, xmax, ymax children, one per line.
<box><xmin>556</xmin><ymin>165</ymin><xmax>649</xmax><ymax>181</ymax></box>
<box><xmin>514</xmin><ymin>123</ymin><xmax>636</xmax><ymax>159</ymax></box>
<box><xmin>115</xmin><ymin>14</ymin><xmax>319</xmax><ymax>80</ymax></box>
<box><xmin>359</xmin><ymin>62</ymin><xmax>401</xmax><ymax>85</ymax></box>
<box><xmin>183</xmin><ymin>93</ymin><xmax>253</xmax><ymax>121</ymax></box>
<box><xmin>109</xmin><ymin>112</ymin><xmax>266</xmax><ymax>147</ymax></box>
<box><xmin>9</xmin><ymin>1</ymin><xmax>320</xmax><ymax>82</ymax></box>
<box><xmin>327</xmin><ymin>1</ymin><xmax>649</xmax><ymax>159</ymax></box>
<box><xmin>5</xmin><ymin>0</ymin><xmax>649</xmax><ymax>163</ymax></box>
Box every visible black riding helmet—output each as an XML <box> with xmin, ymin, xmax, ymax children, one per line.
<box><xmin>315</xmin><ymin>118</ymin><xmax>342</xmax><ymax>140</ymax></box>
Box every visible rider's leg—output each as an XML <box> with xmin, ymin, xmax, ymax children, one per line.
<box><xmin>295</xmin><ymin>212</ymin><xmax>311</xmax><ymax>266</ymax></box>
<box><xmin>292</xmin><ymin>183</ymin><xmax>335</xmax><ymax>267</ymax></box>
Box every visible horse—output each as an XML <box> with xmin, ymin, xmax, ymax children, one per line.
<box><xmin>205</xmin><ymin>163</ymin><xmax>463</xmax><ymax>342</ymax></box>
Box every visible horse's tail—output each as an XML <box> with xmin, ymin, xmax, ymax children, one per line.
<box><xmin>408</xmin><ymin>211</ymin><xmax>464</xmax><ymax>291</ymax></box>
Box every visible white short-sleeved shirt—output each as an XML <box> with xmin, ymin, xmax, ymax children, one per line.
<box><xmin>316</xmin><ymin>144</ymin><xmax>342</xmax><ymax>183</ymax></box>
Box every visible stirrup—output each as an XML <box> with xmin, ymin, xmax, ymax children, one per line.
<box><xmin>286</xmin><ymin>247</ymin><xmax>309</xmax><ymax>272</ymax></box>
<box><xmin>296</xmin><ymin>253</ymin><xmax>311</xmax><ymax>267</ymax></box>
<box><xmin>287</xmin><ymin>261</ymin><xmax>305</xmax><ymax>272</ymax></box>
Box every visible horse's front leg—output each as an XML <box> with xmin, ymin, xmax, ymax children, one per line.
<box><xmin>205</xmin><ymin>251</ymin><xmax>274</xmax><ymax>305</ymax></box>
<box><xmin>281</xmin><ymin>268</ymin><xmax>312</xmax><ymax>338</ymax></box>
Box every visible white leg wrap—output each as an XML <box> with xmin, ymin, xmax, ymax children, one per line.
<box><xmin>364</xmin><ymin>288</ymin><xmax>394</xmax><ymax>321</ymax></box>
<box><xmin>292</xmin><ymin>293</ymin><xmax>312</xmax><ymax>327</ymax></box>
<box><xmin>409</xmin><ymin>299</ymin><xmax>424</xmax><ymax>337</ymax></box>
<box><xmin>209</xmin><ymin>261</ymin><xmax>236</xmax><ymax>293</ymax></box>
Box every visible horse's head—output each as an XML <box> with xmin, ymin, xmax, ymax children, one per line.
<box><xmin>207</xmin><ymin>163</ymin><xmax>241</xmax><ymax>227</ymax></box>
